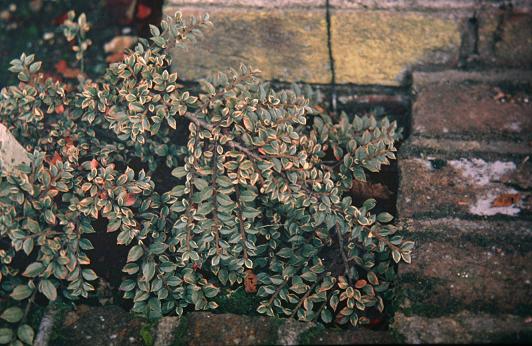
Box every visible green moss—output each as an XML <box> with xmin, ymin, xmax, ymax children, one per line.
<box><xmin>215</xmin><ymin>287</ymin><xmax>262</xmax><ymax>316</ymax></box>
<box><xmin>139</xmin><ymin>323</ymin><xmax>156</xmax><ymax>346</ymax></box>
<box><xmin>297</xmin><ymin>325</ymin><xmax>326</xmax><ymax>345</ymax></box>
<box><xmin>172</xmin><ymin>315</ymin><xmax>189</xmax><ymax>346</ymax></box>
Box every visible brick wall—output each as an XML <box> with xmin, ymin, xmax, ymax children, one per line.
<box><xmin>164</xmin><ymin>0</ymin><xmax>532</xmax><ymax>86</ymax></box>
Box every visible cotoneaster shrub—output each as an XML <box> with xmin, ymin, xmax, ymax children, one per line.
<box><xmin>0</xmin><ymin>10</ymin><xmax>413</xmax><ymax>345</ymax></box>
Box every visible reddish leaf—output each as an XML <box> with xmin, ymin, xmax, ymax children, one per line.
<box><xmin>244</xmin><ymin>270</ymin><xmax>257</xmax><ymax>293</ymax></box>
<box><xmin>53</xmin><ymin>12</ymin><xmax>68</xmax><ymax>25</ymax></box>
<box><xmin>124</xmin><ymin>193</ymin><xmax>136</xmax><ymax>206</ymax></box>
<box><xmin>50</xmin><ymin>152</ymin><xmax>62</xmax><ymax>165</ymax></box>
<box><xmin>355</xmin><ymin>279</ymin><xmax>367</xmax><ymax>289</ymax></box>
<box><xmin>90</xmin><ymin>159</ymin><xmax>99</xmax><ymax>169</ymax></box>
<box><xmin>136</xmin><ymin>3</ymin><xmax>151</xmax><ymax>19</ymax></box>
<box><xmin>55</xmin><ymin>104</ymin><xmax>65</xmax><ymax>114</ymax></box>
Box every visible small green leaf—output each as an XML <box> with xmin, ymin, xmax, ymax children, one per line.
<box><xmin>0</xmin><ymin>307</ymin><xmax>23</xmax><ymax>323</ymax></box>
<box><xmin>17</xmin><ymin>325</ymin><xmax>34</xmax><ymax>345</ymax></box>
<box><xmin>22</xmin><ymin>262</ymin><xmax>44</xmax><ymax>277</ymax></box>
<box><xmin>10</xmin><ymin>285</ymin><xmax>33</xmax><ymax>301</ymax></box>
<box><xmin>127</xmin><ymin>245</ymin><xmax>144</xmax><ymax>263</ymax></box>
<box><xmin>39</xmin><ymin>279</ymin><xmax>57</xmax><ymax>301</ymax></box>
<box><xmin>0</xmin><ymin>328</ymin><xmax>13</xmax><ymax>344</ymax></box>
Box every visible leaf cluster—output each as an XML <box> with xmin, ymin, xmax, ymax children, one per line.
<box><xmin>0</xmin><ymin>10</ymin><xmax>412</xmax><ymax>344</ymax></box>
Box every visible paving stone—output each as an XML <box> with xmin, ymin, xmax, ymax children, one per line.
<box><xmin>392</xmin><ymin>311</ymin><xmax>532</xmax><ymax>344</ymax></box>
<box><xmin>164</xmin><ymin>6</ymin><xmax>330</xmax><ymax>83</ymax></box>
<box><xmin>0</xmin><ymin>123</ymin><xmax>29</xmax><ymax>174</ymax></box>
<box><xmin>331</xmin><ymin>11</ymin><xmax>461</xmax><ymax>85</ymax></box>
<box><xmin>397</xmin><ymin>156</ymin><xmax>531</xmax><ymax>218</ymax></box>
<box><xmin>398</xmin><ymin>218</ymin><xmax>532</xmax><ymax>317</ymax></box>
<box><xmin>412</xmin><ymin>79</ymin><xmax>532</xmax><ymax>138</ymax></box>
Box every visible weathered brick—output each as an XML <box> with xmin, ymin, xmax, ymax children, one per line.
<box><xmin>397</xmin><ymin>156</ymin><xmax>531</xmax><ymax>218</ymax></box>
<box><xmin>164</xmin><ymin>6</ymin><xmax>330</xmax><ymax>83</ymax></box>
<box><xmin>412</xmin><ymin>71</ymin><xmax>532</xmax><ymax>137</ymax></box>
<box><xmin>331</xmin><ymin>11</ymin><xmax>461</xmax><ymax>85</ymax></box>
<box><xmin>397</xmin><ymin>218</ymin><xmax>532</xmax><ymax>317</ymax></box>
<box><xmin>393</xmin><ymin>311</ymin><xmax>532</xmax><ymax>344</ymax></box>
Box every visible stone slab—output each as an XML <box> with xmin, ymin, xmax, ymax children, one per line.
<box><xmin>0</xmin><ymin>123</ymin><xmax>30</xmax><ymax>174</ymax></box>
<box><xmin>478</xmin><ymin>12</ymin><xmax>532</xmax><ymax>68</ymax></box>
<box><xmin>403</xmin><ymin>137</ymin><xmax>531</xmax><ymax>157</ymax></box>
<box><xmin>393</xmin><ymin>311</ymin><xmax>532</xmax><ymax>344</ymax></box>
<box><xmin>398</xmin><ymin>218</ymin><xmax>532</xmax><ymax>316</ymax></box>
<box><xmin>165</xmin><ymin>6</ymin><xmax>330</xmax><ymax>83</ymax></box>
<box><xmin>167</xmin><ymin>312</ymin><xmax>394</xmax><ymax>345</ymax></box>
<box><xmin>165</xmin><ymin>0</ymin><xmax>324</xmax><ymax>8</ymax></box>
<box><xmin>331</xmin><ymin>11</ymin><xmax>461</xmax><ymax>85</ymax></box>
<box><xmin>412</xmin><ymin>79</ymin><xmax>532</xmax><ymax>138</ymax></box>
<box><xmin>397</xmin><ymin>156</ymin><xmax>531</xmax><ymax>218</ymax></box>
<box><xmin>331</xmin><ymin>0</ymin><xmax>532</xmax><ymax>12</ymax></box>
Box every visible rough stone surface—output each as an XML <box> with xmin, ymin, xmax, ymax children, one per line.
<box><xmin>165</xmin><ymin>6</ymin><xmax>330</xmax><ymax>83</ymax></box>
<box><xmin>165</xmin><ymin>0</ymin><xmax>324</xmax><ymax>7</ymax></box>
<box><xmin>164</xmin><ymin>312</ymin><xmax>393</xmax><ymax>345</ymax></box>
<box><xmin>398</xmin><ymin>218</ymin><xmax>532</xmax><ymax>316</ymax></box>
<box><xmin>52</xmin><ymin>305</ymin><xmax>147</xmax><ymax>346</ymax></box>
<box><xmin>403</xmin><ymin>137</ymin><xmax>531</xmax><ymax>157</ymax></box>
<box><xmin>331</xmin><ymin>11</ymin><xmax>461</xmax><ymax>85</ymax></box>
<box><xmin>393</xmin><ymin>311</ymin><xmax>532</xmax><ymax>344</ymax></box>
<box><xmin>412</xmin><ymin>80</ymin><xmax>532</xmax><ymax>137</ymax></box>
<box><xmin>0</xmin><ymin>123</ymin><xmax>30</xmax><ymax>173</ymax></box>
<box><xmin>331</xmin><ymin>0</ymin><xmax>532</xmax><ymax>11</ymax></box>
<box><xmin>478</xmin><ymin>12</ymin><xmax>532</xmax><ymax>68</ymax></box>
<box><xmin>397</xmin><ymin>156</ymin><xmax>531</xmax><ymax>218</ymax></box>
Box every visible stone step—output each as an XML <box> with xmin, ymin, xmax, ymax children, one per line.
<box><xmin>397</xmin><ymin>218</ymin><xmax>532</xmax><ymax>317</ymax></box>
<box><xmin>397</xmin><ymin>154</ymin><xmax>531</xmax><ymax>219</ymax></box>
<box><xmin>411</xmin><ymin>70</ymin><xmax>532</xmax><ymax>139</ymax></box>
<box><xmin>392</xmin><ymin>311</ymin><xmax>532</xmax><ymax>344</ymax></box>
<box><xmin>42</xmin><ymin>305</ymin><xmax>394</xmax><ymax>346</ymax></box>
<box><xmin>392</xmin><ymin>218</ymin><xmax>532</xmax><ymax>343</ymax></box>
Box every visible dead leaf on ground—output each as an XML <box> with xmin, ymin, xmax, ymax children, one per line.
<box><xmin>104</xmin><ymin>35</ymin><xmax>137</xmax><ymax>53</ymax></box>
<box><xmin>351</xmin><ymin>180</ymin><xmax>392</xmax><ymax>200</ymax></box>
<box><xmin>491</xmin><ymin>193</ymin><xmax>521</xmax><ymax>207</ymax></box>
<box><xmin>55</xmin><ymin>60</ymin><xmax>83</xmax><ymax>79</ymax></box>
<box><xmin>244</xmin><ymin>269</ymin><xmax>257</xmax><ymax>293</ymax></box>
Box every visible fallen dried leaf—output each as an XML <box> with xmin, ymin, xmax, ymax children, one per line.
<box><xmin>491</xmin><ymin>193</ymin><xmax>521</xmax><ymax>207</ymax></box>
<box><xmin>106</xmin><ymin>51</ymin><xmax>125</xmax><ymax>63</ymax></box>
<box><xmin>244</xmin><ymin>269</ymin><xmax>257</xmax><ymax>293</ymax></box>
<box><xmin>136</xmin><ymin>3</ymin><xmax>152</xmax><ymax>19</ymax></box>
<box><xmin>55</xmin><ymin>60</ymin><xmax>83</xmax><ymax>79</ymax></box>
<box><xmin>104</xmin><ymin>35</ymin><xmax>137</xmax><ymax>53</ymax></box>
<box><xmin>351</xmin><ymin>180</ymin><xmax>392</xmax><ymax>200</ymax></box>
